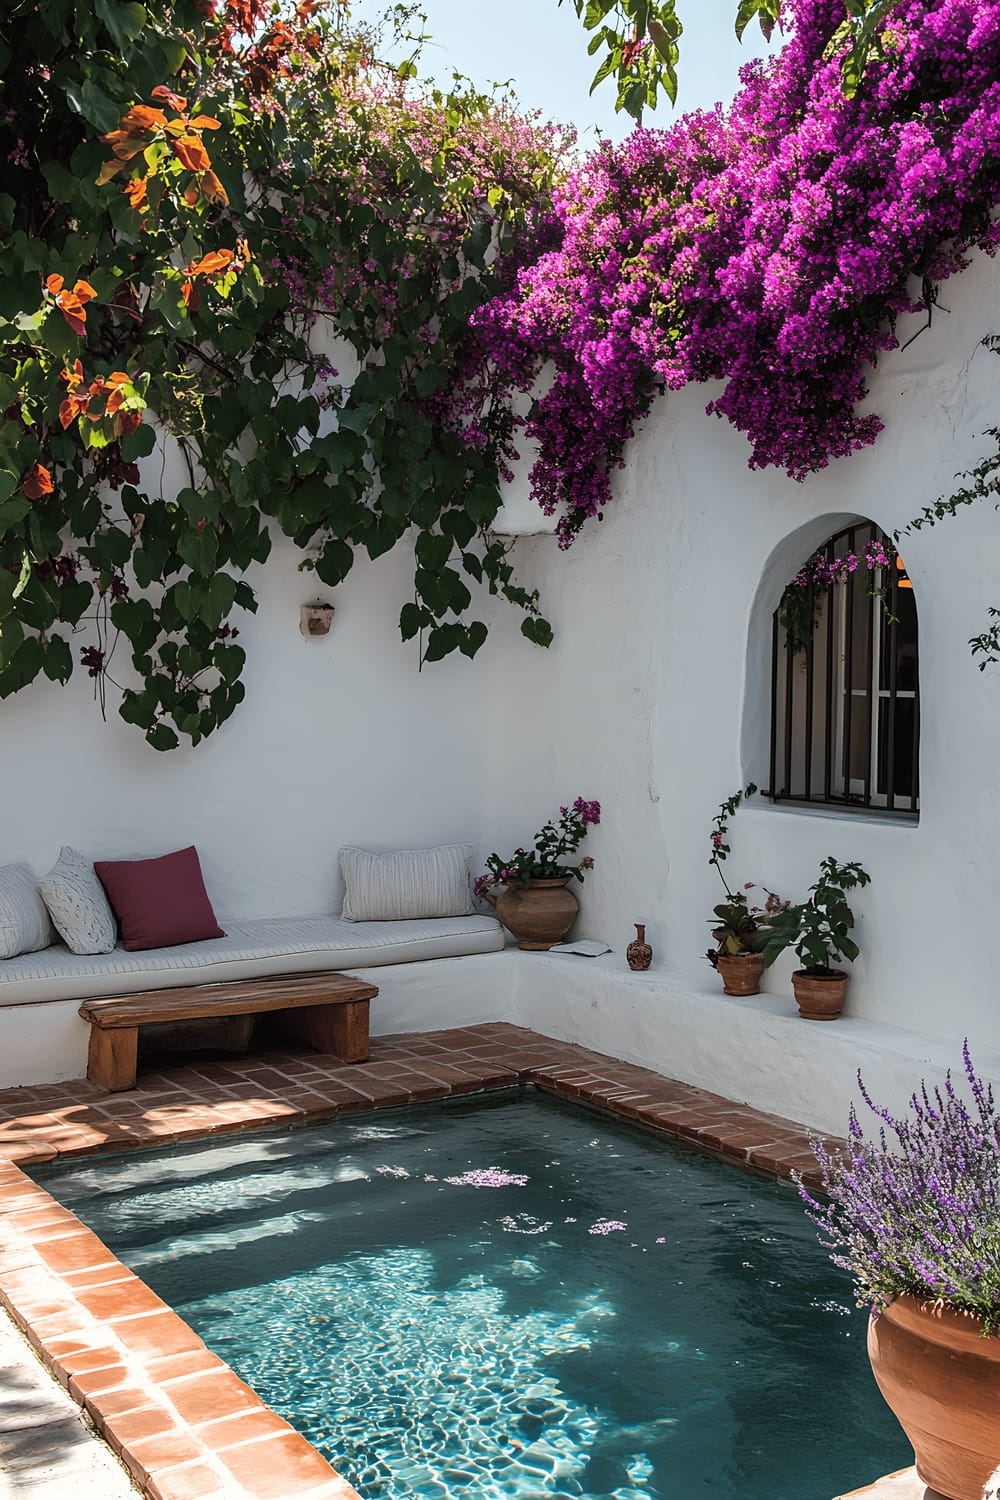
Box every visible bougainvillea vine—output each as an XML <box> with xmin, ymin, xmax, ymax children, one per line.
<box><xmin>473</xmin><ymin>0</ymin><xmax>1000</xmax><ymax>546</ymax></box>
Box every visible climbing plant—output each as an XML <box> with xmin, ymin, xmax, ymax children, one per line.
<box><xmin>0</xmin><ymin>0</ymin><xmax>564</xmax><ymax>748</ymax></box>
<box><xmin>474</xmin><ymin>0</ymin><xmax>1000</xmax><ymax>547</ymax></box>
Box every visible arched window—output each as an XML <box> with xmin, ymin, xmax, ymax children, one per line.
<box><xmin>767</xmin><ymin>520</ymin><xmax>919</xmax><ymax>815</ymax></box>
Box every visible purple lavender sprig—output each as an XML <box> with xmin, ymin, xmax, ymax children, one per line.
<box><xmin>800</xmin><ymin>1042</ymin><xmax>1000</xmax><ymax>1333</ymax></box>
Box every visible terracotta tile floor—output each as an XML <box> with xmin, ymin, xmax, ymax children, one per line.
<box><xmin>0</xmin><ymin>1023</ymin><xmax>838</xmax><ymax>1499</ymax></box>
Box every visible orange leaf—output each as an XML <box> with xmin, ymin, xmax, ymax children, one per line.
<box><xmin>115</xmin><ymin>410</ymin><xmax>141</xmax><ymax>438</ymax></box>
<box><xmin>105</xmin><ymin>387</ymin><xmax>126</xmax><ymax>417</ymax></box>
<box><xmin>186</xmin><ymin>248</ymin><xmax>234</xmax><ymax>277</ymax></box>
<box><xmin>59</xmin><ymin>395</ymin><xmax>90</xmax><ymax>429</ymax></box>
<box><xmin>151</xmin><ymin>85</ymin><xmax>188</xmax><ymax>111</ymax></box>
<box><xmin>59</xmin><ymin>358</ymin><xmax>85</xmax><ymax>392</ymax></box>
<box><xmin>172</xmin><ymin>135</ymin><xmax>211</xmax><ymax>173</ymax></box>
<box><xmin>106</xmin><ymin>371</ymin><xmax>131</xmax><ymax>386</ymax></box>
<box><xmin>55</xmin><ymin>295</ymin><xmax>87</xmax><ymax>337</ymax></box>
<box><xmin>121</xmin><ymin>105</ymin><xmax>167</xmax><ymax>132</ymax></box>
<box><xmin>188</xmin><ymin>115</ymin><xmax>222</xmax><ymax>130</ymax></box>
<box><xmin>73</xmin><ymin>281</ymin><xmax>97</xmax><ymax>304</ymax></box>
<box><xmin>181</xmin><ymin>279</ymin><xmax>201</xmax><ymax>313</ymax></box>
<box><xmin>45</xmin><ymin>273</ymin><xmax>65</xmax><ymax>296</ymax></box>
<box><xmin>22</xmin><ymin>463</ymin><xmax>54</xmax><ymax>500</ymax></box>
<box><xmin>97</xmin><ymin>158</ymin><xmax>127</xmax><ymax>185</ymax></box>
<box><xmin>124</xmin><ymin>176</ymin><xmax>148</xmax><ymax>210</ymax></box>
<box><xmin>183</xmin><ymin>182</ymin><xmax>201</xmax><ymax>206</ymax></box>
<box><xmin>200</xmin><ymin>170</ymin><xmax>229</xmax><ymax>205</ymax></box>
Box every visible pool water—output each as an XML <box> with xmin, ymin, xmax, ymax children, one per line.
<box><xmin>34</xmin><ymin>1089</ymin><xmax>908</xmax><ymax>1499</ymax></box>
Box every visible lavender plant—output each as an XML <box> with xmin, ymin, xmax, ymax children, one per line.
<box><xmin>801</xmin><ymin>1044</ymin><xmax>1000</xmax><ymax>1332</ymax></box>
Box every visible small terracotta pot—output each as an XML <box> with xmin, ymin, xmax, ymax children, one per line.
<box><xmin>868</xmin><ymin>1294</ymin><xmax>1000</xmax><ymax>1500</ymax></box>
<box><xmin>495</xmin><ymin>878</ymin><xmax>579</xmax><ymax>951</ymax></box>
<box><xmin>716</xmin><ymin>952</ymin><xmax>765</xmax><ymax>996</ymax></box>
<box><xmin>791</xmin><ymin>968</ymin><xmax>848</xmax><ymax>1020</ymax></box>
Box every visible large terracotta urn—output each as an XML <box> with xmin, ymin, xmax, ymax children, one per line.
<box><xmin>867</xmin><ymin>1294</ymin><xmax>1000</xmax><ymax>1500</ymax></box>
<box><xmin>495</xmin><ymin>878</ymin><xmax>579</xmax><ymax>951</ymax></box>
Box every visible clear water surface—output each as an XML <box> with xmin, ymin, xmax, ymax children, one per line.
<box><xmin>33</xmin><ymin>1088</ymin><xmax>909</xmax><ymax>1499</ymax></box>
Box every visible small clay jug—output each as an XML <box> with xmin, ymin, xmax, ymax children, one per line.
<box><xmin>626</xmin><ymin>923</ymin><xmax>652</xmax><ymax>971</ymax></box>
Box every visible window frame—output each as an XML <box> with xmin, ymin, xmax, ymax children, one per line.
<box><xmin>766</xmin><ymin>522</ymin><xmax>920</xmax><ymax>818</ymax></box>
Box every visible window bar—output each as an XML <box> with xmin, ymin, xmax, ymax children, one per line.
<box><xmin>884</xmin><ymin>551</ymin><xmax>899</xmax><ymax>809</ymax></box>
<box><xmin>841</xmin><ymin>528</ymin><xmax>856</xmax><ymax>798</ymax></box>
<box><xmin>910</xmin><ymin>692</ymin><xmax>920</xmax><ymax>813</ymax></box>
<box><xmin>823</xmin><ymin>537</ymin><xmax>835</xmax><ymax>803</ymax></box>
<box><xmin>769</xmin><ymin>610</ymin><xmax>779</xmax><ymax>800</ymax></box>
<box><xmin>804</xmin><ymin>607</ymin><xmax>815</xmax><ymax>802</ymax></box>
<box><xmin>862</xmin><ymin>532</ymin><xmax>877</xmax><ymax>809</ymax></box>
<box><xmin>784</xmin><ymin>612</ymin><xmax>795</xmax><ymax>799</ymax></box>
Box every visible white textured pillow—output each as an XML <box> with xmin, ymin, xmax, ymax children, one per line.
<box><xmin>340</xmin><ymin>844</ymin><xmax>474</xmax><ymax>922</ymax></box>
<box><xmin>0</xmin><ymin>863</ymin><xmax>56</xmax><ymax>959</ymax></box>
<box><xmin>39</xmin><ymin>847</ymin><xmax>117</xmax><ymax>955</ymax></box>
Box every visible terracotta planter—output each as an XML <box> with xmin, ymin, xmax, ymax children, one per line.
<box><xmin>716</xmin><ymin>952</ymin><xmax>765</xmax><ymax>996</ymax></box>
<box><xmin>868</xmin><ymin>1294</ymin><xmax>1000</xmax><ymax>1500</ymax></box>
<box><xmin>791</xmin><ymin>967</ymin><xmax>848</xmax><ymax>1020</ymax></box>
<box><xmin>495</xmin><ymin>878</ymin><xmax>579</xmax><ymax>951</ymax></box>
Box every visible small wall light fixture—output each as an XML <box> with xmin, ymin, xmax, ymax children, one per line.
<box><xmin>300</xmin><ymin>602</ymin><xmax>335</xmax><ymax>638</ymax></box>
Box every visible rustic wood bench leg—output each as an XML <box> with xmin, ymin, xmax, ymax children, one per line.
<box><xmin>279</xmin><ymin>1000</ymin><xmax>370</xmax><ymax>1063</ymax></box>
<box><xmin>87</xmin><ymin>1025</ymin><xmax>138</xmax><ymax>1092</ymax></box>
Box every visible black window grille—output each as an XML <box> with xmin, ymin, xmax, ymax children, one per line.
<box><xmin>767</xmin><ymin>521</ymin><xmax>919</xmax><ymax>816</ymax></box>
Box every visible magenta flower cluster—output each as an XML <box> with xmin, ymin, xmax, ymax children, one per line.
<box><xmin>471</xmin><ymin>0</ymin><xmax>1000</xmax><ymax>544</ymax></box>
<box><xmin>788</xmin><ymin>537</ymin><xmax>893</xmax><ymax>591</ymax></box>
<box><xmin>801</xmin><ymin>1043</ymin><xmax>1000</xmax><ymax>1329</ymax></box>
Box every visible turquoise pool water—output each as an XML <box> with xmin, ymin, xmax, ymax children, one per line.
<box><xmin>34</xmin><ymin>1089</ymin><xmax>909</xmax><ymax>1498</ymax></box>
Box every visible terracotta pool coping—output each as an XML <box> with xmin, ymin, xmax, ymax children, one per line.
<box><xmin>0</xmin><ymin>1022</ymin><xmax>835</xmax><ymax>1500</ymax></box>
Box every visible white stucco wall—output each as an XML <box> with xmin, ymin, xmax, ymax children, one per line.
<box><xmin>0</xmin><ymin>528</ymin><xmax>506</xmax><ymax>922</ymax></box>
<box><xmin>486</xmin><ymin>247</ymin><xmax>1000</xmax><ymax>1058</ymax></box>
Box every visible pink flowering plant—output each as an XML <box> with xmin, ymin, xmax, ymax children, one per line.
<box><xmin>474</xmin><ymin>797</ymin><xmax>601</xmax><ymax>897</ymax></box>
<box><xmin>705</xmin><ymin>784</ymin><xmax>788</xmax><ymax>967</ymax></box>
<box><xmin>801</xmin><ymin>1045</ymin><xmax>1000</xmax><ymax>1332</ymax></box>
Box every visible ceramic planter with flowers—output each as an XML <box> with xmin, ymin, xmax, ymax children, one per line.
<box><xmin>475</xmin><ymin>797</ymin><xmax>600</xmax><ymax>950</ymax></box>
<box><xmin>802</xmin><ymin>1046</ymin><xmax>1000</xmax><ymax>1500</ymax></box>
<box><xmin>760</xmin><ymin>857</ymin><xmax>871</xmax><ymax>1019</ymax></box>
<box><xmin>704</xmin><ymin>784</ymin><xmax>787</xmax><ymax>996</ymax></box>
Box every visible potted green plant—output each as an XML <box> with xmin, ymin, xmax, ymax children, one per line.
<box><xmin>475</xmin><ymin>797</ymin><xmax>600</xmax><ymax>950</ymax></box>
<box><xmin>704</xmin><ymin>785</ymin><xmax>787</xmax><ymax>996</ymax></box>
<box><xmin>801</xmin><ymin>1045</ymin><xmax>1000</xmax><ymax>1500</ymax></box>
<box><xmin>761</xmin><ymin>857</ymin><xmax>871</xmax><ymax>1019</ymax></box>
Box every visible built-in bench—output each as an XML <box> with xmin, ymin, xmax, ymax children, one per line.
<box><xmin>0</xmin><ymin>912</ymin><xmax>506</xmax><ymax>1090</ymax></box>
<box><xmin>81</xmin><ymin>970</ymin><xmax>379</xmax><ymax>1092</ymax></box>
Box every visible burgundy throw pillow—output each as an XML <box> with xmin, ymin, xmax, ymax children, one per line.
<box><xmin>95</xmin><ymin>846</ymin><xmax>224</xmax><ymax>952</ymax></box>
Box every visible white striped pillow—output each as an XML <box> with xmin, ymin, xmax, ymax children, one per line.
<box><xmin>0</xmin><ymin>863</ymin><xmax>56</xmax><ymax>959</ymax></box>
<box><xmin>340</xmin><ymin>844</ymin><xmax>474</xmax><ymax>922</ymax></box>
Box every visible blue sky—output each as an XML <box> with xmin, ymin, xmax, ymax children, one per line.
<box><xmin>356</xmin><ymin>0</ymin><xmax>776</xmax><ymax>143</ymax></box>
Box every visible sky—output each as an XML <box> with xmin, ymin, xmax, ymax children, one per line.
<box><xmin>354</xmin><ymin>0</ymin><xmax>777</xmax><ymax>145</ymax></box>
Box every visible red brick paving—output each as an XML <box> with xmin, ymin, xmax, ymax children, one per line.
<box><xmin>0</xmin><ymin>1023</ymin><xmax>839</xmax><ymax>1498</ymax></box>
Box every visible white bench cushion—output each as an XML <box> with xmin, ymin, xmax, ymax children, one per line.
<box><xmin>0</xmin><ymin>913</ymin><xmax>504</xmax><ymax>1007</ymax></box>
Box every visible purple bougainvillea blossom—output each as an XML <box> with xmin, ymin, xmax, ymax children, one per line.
<box><xmin>468</xmin><ymin>0</ymin><xmax>1000</xmax><ymax>542</ymax></box>
<box><xmin>444</xmin><ymin>1167</ymin><xmax>530</xmax><ymax>1188</ymax></box>
<box><xmin>589</xmin><ymin>1219</ymin><xmax>628</xmax><ymax>1235</ymax></box>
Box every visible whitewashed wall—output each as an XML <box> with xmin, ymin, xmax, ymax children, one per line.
<box><xmin>487</xmin><ymin>248</ymin><xmax>1000</xmax><ymax>1056</ymax></box>
<box><xmin>0</xmin><ymin>529</ymin><xmax>504</xmax><ymax>921</ymax></box>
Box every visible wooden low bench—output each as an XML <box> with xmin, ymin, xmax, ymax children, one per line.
<box><xmin>79</xmin><ymin>970</ymin><xmax>379</xmax><ymax>1093</ymax></box>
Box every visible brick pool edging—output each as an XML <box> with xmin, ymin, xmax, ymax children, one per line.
<box><xmin>0</xmin><ymin>1023</ymin><xmax>836</xmax><ymax>1500</ymax></box>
